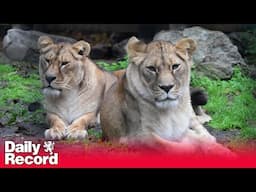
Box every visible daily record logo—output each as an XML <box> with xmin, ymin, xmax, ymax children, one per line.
<box><xmin>4</xmin><ymin>141</ymin><xmax>58</xmax><ymax>165</ymax></box>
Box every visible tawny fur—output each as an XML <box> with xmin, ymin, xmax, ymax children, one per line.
<box><xmin>38</xmin><ymin>36</ymin><xmax>117</xmax><ymax>140</ymax></box>
<box><xmin>100</xmin><ymin>37</ymin><xmax>234</xmax><ymax>156</ymax></box>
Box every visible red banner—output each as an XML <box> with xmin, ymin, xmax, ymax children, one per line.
<box><xmin>1</xmin><ymin>140</ymin><xmax>256</xmax><ymax>168</ymax></box>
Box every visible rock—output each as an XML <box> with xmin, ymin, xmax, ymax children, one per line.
<box><xmin>195</xmin><ymin>24</ymin><xmax>253</xmax><ymax>33</ymax></box>
<box><xmin>154</xmin><ymin>26</ymin><xmax>246</xmax><ymax>79</ymax></box>
<box><xmin>112</xmin><ymin>39</ymin><xmax>128</xmax><ymax>59</ymax></box>
<box><xmin>168</xmin><ymin>24</ymin><xmax>256</xmax><ymax>33</ymax></box>
<box><xmin>229</xmin><ymin>32</ymin><xmax>256</xmax><ymax>66</ymax></box>
<box><xmin>90</xmin><ymin>43</ymin><xmax>112</xmax><ymax>59</ymax></box>
<box><xmin>3</xmin><ymin>28</ymin><xmax>76</xmax><ymax>64</ymax></box>
<box><xmin>0</xmin><ymin>51</ymin><xmax>13</xmax><ymax>64</ymax></box>
<box><xmin>206</xmin><ymin>126</ymin><xmax>240</xmax><ymax>144</ymax></box>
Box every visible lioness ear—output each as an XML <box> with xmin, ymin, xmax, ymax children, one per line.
<box><xmin>175</xmin><ymin>38</ymin><xmax>197</xmax><ymax>58</ymax></box>
<box><xmin>126</xmin><ymin>36</ymin><xmax>147</xmax><ymax>59</ymax></box>
<box><xmin>72</xmin><ymin>40</ymin><xmax>91</xmax><ymax>56</ymax></box>
<box><xmin>38</xmin><ymin>36</ymin><xmax>54</xmax><ymax>51</ymax></box>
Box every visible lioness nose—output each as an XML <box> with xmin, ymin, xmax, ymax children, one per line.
<box><xmin>159</xmin><ymin>85</ymin><xmax>174</xmax><ymax>93</ymax></box>
<box><xmin>46</xmin><ymin>75</ymin><xmax>56</xmax><ymax>84</ymax></box>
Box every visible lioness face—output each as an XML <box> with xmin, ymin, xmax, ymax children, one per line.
<box><xmin>127</xmin><ymin>37</ymin><xmax>196</xmax><ymax>108</ymax></box>
<box><xmin>38</xmin><ymin>36</ymin><xmax>91</xmax><ymax>98</ymax></box>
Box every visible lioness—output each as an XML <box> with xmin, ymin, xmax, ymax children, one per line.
<box><xmin>38</xmin><ymin>36</ymin><xmax>117</xmax><ymax>140</ymax></box>
<box><xmin>100</xmin><ymin>37</ymin><xmax>232</xmax><ymax>155</ymax></box>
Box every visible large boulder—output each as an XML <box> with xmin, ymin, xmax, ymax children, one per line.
<box><xmin>154</xmin><ymin>26</ymin><xmax>246</xmax><ymax>79</ymax></box>
<box><xmin>3</xmin><ymin>28</ymin><xmax>76</xmax><ymax>64</ymax></box>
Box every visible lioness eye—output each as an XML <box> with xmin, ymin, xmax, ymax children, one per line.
<box><xmin>172</xmin><ymin>64</ymin><xmax>180</xmax><ymax>70</ymax></box>
<box><xmin>61</xmin><ymin>62</ymin><xmax>69</xmax><ymax>66</ymax></box>
<box><xmin>147</xmin><ymin>66</ymin><xmax>157</xmax><ymax>72</ymax></box>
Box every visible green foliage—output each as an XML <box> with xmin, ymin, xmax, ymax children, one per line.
<box><xmin>241</xmin><ymin>128</ymin><xmax>256</xmax><ymax>140</ymax></box>
<box><xmin>191</xmin><ymin>66</ymin><xmax>256</xmax><ymax>139</ymax></box>
<box><xmin>88</xmin><ymin>129</ymin><xmax>102</xmax><ymax>140</ymax></box>
<box><xmin>0</xmin><ymin>64</ymin><xmax>44</xmax><ymax>125</ymax></box>
<box><xmin>0</xmin><ymin>64</ymin><xmax>42</xmax><ymax>104</ymax></box>
<box><xmin>96</xmin><ymin>55</ymin><xmax>128</xmax><ymax>71</ymax></box>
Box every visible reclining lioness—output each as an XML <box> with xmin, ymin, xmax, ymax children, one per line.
<box><xmin>38</xmin><ymin>36</ymin><xmax>117</xmax><ymax>140</ymax></box>
<box><xmin>100</xmin><ymin>37</ymin><xmax>233</xmax><ymax>155</ymax></box>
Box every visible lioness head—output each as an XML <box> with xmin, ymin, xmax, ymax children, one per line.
<box><xmin>38</xmin><ymin>36</ymin><xmax>91</xmax><ymax>98</ymax></box>
<box><xmin>126</xmin><ymin>37</ymin><xmax>196</xmax><ymax>109</ymax></box>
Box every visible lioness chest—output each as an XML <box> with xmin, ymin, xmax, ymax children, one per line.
<box><xmin>46</xmin><ymin>89</ymin><xmax>102</xmax><ymax>125</ymax></box>
<box><xmin>138</xmin><ymin>104</ymin><xmax>191</xmax><ymax>141</ymax></box>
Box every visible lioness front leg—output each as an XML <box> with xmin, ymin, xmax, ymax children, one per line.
<box><xmin>45</xmin><ymin>113</ymin><xmax>67</xmax><ymax>140</ymax></box>
<box><xmin>189</xmin><ymin>112</ymin><xmax>216</xmax><ymax>142</ymax></box>
<box><xmin>194</xmin><ymin>106</ymin><xmax>212</xmax><ymax>124</ymax></box>
<box><xmin>66</xmin><ymin>112</ymin><xmax>96</xmax><ymax>140</ymax></box>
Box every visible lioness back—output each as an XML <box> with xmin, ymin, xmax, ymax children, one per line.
<box><xmin>101</xmin><ymin>74</ymin><xmax>127</xmax><ymax>141</ymax></box>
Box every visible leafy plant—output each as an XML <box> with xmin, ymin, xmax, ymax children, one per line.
<box><xmin>96</xmin><ymin>55</ymin><xmax>128</xmax><ymax>71</ymax></box>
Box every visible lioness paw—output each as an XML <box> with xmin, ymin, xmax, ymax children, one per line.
<box><xmin>197</xmin><ymin>114</ymin><xmax>212</xmax><ymax>124</ymax></box>
<box><xmin>45</xmin><ymin>128</ymin><xmax>65</xmax><ymax>140</ymax></box>
<box><xmin>198</xmin><ymin>131</ymin><xmax>216</xmax><ymax>143</ymax></box>
<box><xmin>66</xmin><ymin>128</ymin><xmax>88</xmax><ymax>140</ymax></box>
<box><xmin>187</xmin><ymin>129</ymin><xmax>216</xmax><ymax>143</ymax></box>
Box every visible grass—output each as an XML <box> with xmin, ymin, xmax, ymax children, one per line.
<box><xmin>88</xmin><ymin>129</ymin><xmax>102</xmax><ymax>141</ymax></box>
<box><xmin>0</xmin><ymin>65</ymin><xmax>42</xmax><ymax>104</ymax></box>
<box><xmin>0</xmin><ymin>64</ymin><xmax>44</xmax><ymax>125</ymax></box>
<box><xmin>191</xmin><ymin>66</ymin><xmax>256</xmax><ymax>139</ymax></box>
